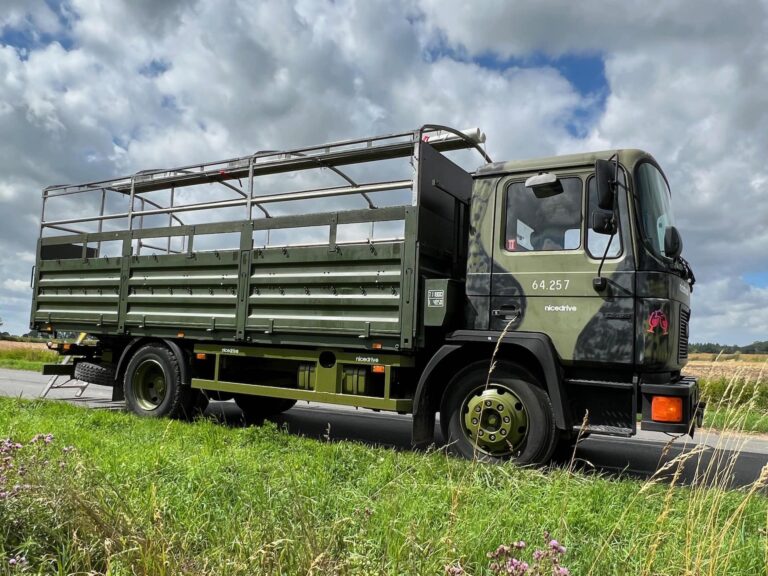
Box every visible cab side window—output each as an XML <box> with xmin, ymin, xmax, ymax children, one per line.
<box><xmin>504</xmin><ymin>177</ymin><xmax>582</xmax><ymax>252</ymax></box>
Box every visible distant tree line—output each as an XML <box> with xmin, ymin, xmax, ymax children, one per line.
<box><xmin>690</xmin><ymin>341</ymin><xmax>768</xmax><ymax>354</ymax></box>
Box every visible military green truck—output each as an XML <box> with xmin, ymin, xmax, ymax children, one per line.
<box><xmin>31</xmin><ymin>124</ymin><xmax>702</xmax><ymax>464</ymax></box>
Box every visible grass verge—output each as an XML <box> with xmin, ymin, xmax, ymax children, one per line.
<box><xmin>1</xmin><ymin>398</ymin><xmax>766</xmax><ymax>575</ymax></box>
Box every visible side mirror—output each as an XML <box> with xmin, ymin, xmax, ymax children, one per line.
<box><xmin>664</xmin><ymin>226</ymin><xmax>683</xmax><ymax>259</ymax></box>
<box><xmin>595</xmin><ymin>159</ymin><xmax>616</xmax><ymax>210</ymax></box>
<box><xmin>591</xmin><ymin>209</ymin><xmax>616</xmax><ymax>235</ymax></box>
<box><xmin>525</xmin><ymin>172</ymin><xmax>563</xmax><ymax>198</ymax></box>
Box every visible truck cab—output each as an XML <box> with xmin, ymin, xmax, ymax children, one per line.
<box><xmin>421</xmin><ymin>149</ymin><xmax>700</xmax><ymax>460</ymax></box>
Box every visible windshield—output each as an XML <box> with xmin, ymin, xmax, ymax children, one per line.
<box><xmin>636</xmin><ymin>162</ymin><xmax>676</xmax><ymax>259</ymax></box>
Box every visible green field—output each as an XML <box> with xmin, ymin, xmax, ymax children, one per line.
<box><xmin>698</xmin><ymin>375</ymin><xmax>768</xmax><ymax>434</ymax></box>
<box><xmin>0</xmin><ymin>398</ymin><xmax>766</xmax><ymax>575</ymax></box>
<box><xmin>0</xmin><ymin>342</ymin><xmax>56</xmax><ymax>371</ymax></box>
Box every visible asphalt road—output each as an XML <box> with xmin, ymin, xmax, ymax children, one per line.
<box><xmin>1</xmin><ymin>367</ymin><xmax>766</xmax><ymax>489</ymax></box>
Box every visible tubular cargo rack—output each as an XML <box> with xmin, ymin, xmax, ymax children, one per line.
<box><xmin>32</xmin><ymin>124</ymin><xmax>490</xmax><ymax>350</ymax></box>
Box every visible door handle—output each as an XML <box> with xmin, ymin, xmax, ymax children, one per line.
<box><xmin>491</xmin><ymin>305</ymin><xmax>520</xmax><ymax>321</ymax></box>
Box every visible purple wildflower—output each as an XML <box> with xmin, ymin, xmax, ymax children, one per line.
<box><xmin>549</xmin><ymin>539</ymin><xmax>566</xmax><ymax>554</ymax></box>
<box><xmin>505</xmin><ymin>557</ymin><xmax>530</xmax><ymax>575</ymax></box>
<box><xmin>8</xmin><ymin>555</ymin><xmax>27</xmax><ymax>567</ymax></box>
<box><xmin>30</xmin><ymin>433</ymin><xmax>53</xmax><ymax>445</ymax></box>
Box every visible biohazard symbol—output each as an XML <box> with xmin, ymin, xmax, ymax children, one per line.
<box><xmin>647</xmin><ymin>310</ymin><xmax>669</xmax><ymax>335</ymax></box>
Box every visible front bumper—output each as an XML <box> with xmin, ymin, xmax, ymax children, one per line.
<box><xmin>640</xmin><ymin>376</ymin><xmax>704</xmax><ymax>436</ymax></box>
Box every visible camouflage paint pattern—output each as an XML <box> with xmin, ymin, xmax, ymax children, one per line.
<box><xmin>468</xmin><ymin>149</ymin><xmax>690</xmax><ymax>373</ymax></box>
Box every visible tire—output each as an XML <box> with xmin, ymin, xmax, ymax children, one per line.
<box><xmin>440</xmin><ymin>361</ymin><xmax>558</xmax><ymax>465</ymax></box>
<box><xmin>234</xmin><ymin>394</ymin><xmax>297</xmax><ymax>421</ymax></box>
<box><xmin>123</xmin><ymin>344</ymin><xmax>203</xmax><ymax>419</ymax></box>
<box><xmin>74</xmin><ymin>361</ymin><xmax>116</xmax><ymax>387</ymax></box>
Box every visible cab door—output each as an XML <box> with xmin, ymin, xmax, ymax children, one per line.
<box><xmin>490</xmin><ymin>171</ymin><xmax>635</xmax><ymax>365</ymax></box>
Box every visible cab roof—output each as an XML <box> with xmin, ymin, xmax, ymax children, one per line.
<box><xmin>475</xmin><ymin>148</ymin><xmax>654</xmax><ymax>177</ymax></box>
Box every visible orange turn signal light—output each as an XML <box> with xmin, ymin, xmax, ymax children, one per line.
<box><xmin>372</xmin><ymin>342</ymin><xmax>382</xmax><ymax>350</ymax></box>
<box><xmin>651</xmin><ymin>396</ymin><xmax>683</xmax><ymax>423</ymax></box>
<box><xmin>62</xmin><ymin>343</ymin><xmax>71</xmax><ymax>351</ymax></box>
<box><xmin>177</xmin><ymin>331</ymin><xmax>185</xmax><ymax>338</ymax></box>
<box><xmin>195</xmin><ymin>353</ymin><xmax>207</xmax><ymax>360</ymax></box>
<box><xmin>372</xmin><ymin>365</ymin><xmax>386</xmax><ymax>374</ymax></box>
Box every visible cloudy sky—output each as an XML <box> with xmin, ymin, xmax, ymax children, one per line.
<box><xmin>0</xmin><ymin>0</ymin><xmax>766</xmax><ymax>345</ymax></box>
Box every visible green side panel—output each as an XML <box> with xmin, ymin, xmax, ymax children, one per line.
<box><xmin>245</xmin><ymin>241</ymin><xmax>405</xmax><ymax>341</ymax></box>
<box><xmin>125</xmin><ymin>251</ymin><xmax>241</xmax><ymax>331</ymax></box>
<box><xmin>33</xmin><ymin>256</ymin><xmax>122</xmax><ymax>328</ymax></box>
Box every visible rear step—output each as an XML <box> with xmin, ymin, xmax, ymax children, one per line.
<box><xmin>575</xmin><ymin>424</ymin><xmax>634</xmax><ymax>437</ymax></box>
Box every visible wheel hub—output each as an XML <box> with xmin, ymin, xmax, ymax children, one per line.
<box><xmin>462</xmin><ymin>386</ymin><xmax>528</xmax><ymax>456</ymax></box>
<box><xmin>133</xmin><ymin>359</ymin><xmax>167</xmax><ymax>411</ymax></box>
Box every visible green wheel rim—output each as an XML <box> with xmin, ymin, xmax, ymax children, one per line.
<box><xmin>461</xmin><ymin>384</ymin><xmax>529</xmax><ymax>457</ymax></box>
<box><xmin>132</xmin><ymin>359</ymin><xmax>168</xmax><ymax>411</ymax></box>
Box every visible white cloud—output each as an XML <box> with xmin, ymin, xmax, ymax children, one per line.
<box><xmin>2</xmin><ymin>279</ymin><xmax>30</xmax><ymax>294</ymax></box>
<box><xmin>692</xmin><ymin>279</ymin><xmax>768</xmax><ymax>343</ymax></box>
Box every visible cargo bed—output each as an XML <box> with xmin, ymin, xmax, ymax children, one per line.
<box><xmin>31</xmin><ymin>126</ymin><xmax>480</xmax><ymax>351</ymax></box>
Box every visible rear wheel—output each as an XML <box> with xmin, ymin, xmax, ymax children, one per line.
<box><xmin>124</xmin><ymin>344</ymin><xmax>203</xmax><ymax>419</ymax></box>
<box><xmin>440</xmin><ymin>362</ymin><xmax>557</xmax><ymax>465</ymax></box>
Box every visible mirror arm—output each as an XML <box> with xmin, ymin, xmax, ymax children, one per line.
<box><xmin>608</xmin><ymin>151</ymin><xmax>619</xmax><ymax>204</ymax></box>
<box><xmin>592</xmin><ymin>223</ymin><xmax>616</xmax><ymax>292</ymax></box>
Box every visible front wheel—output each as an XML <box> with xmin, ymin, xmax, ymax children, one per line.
<box><xmin>440</xmin><ymin>362</ymin><xmax>557</xmax><ymax>465</ymax></box>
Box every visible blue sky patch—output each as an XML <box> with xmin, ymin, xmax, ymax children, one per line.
<box><xmin>0</xmin><ymin>0</ymin><xmax>74</xmax><ymax>54</ymax></box>
<box><xmin>473</xmin><ymin>52</ymin><xmax>607</xmax><ymax>100</ymax></box>
<box><xmin>743</xmin><ymin>271</ymin><xmax>768</xmax><ymax>288</ymax></box>
<box><xmin>0</xmin><ymin>26</ymin><xmax>72</xmax><ymax>54</ymax></box>
<box><xmin>140</xmin><ymin>59</ymin><xmax>171</xmax><ymax>78</ymax></box>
